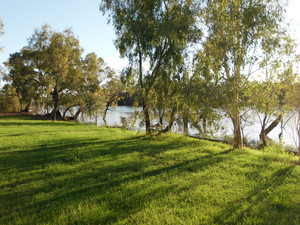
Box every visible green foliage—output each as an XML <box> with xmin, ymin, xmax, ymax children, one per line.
<box><xmin>0</xmin><ymin>85</ymin><xmax>20</xmax><ymax>112</ymax></box>
<box><xmin>0</xmin><ymin>117</ymin><xmax>299</xmax><ymax>224</ymax></box>
<box><xmin>4</xmin><ymin>48</ymin><xmax>40</xmax><ymax>111</ymax></box>
<box><xmin>194</xmin><ymin>0</ymin><xmax>295</xmax><ymax>149</ymax></box>
<box><xmin>100</xmin><ymin>0</ymin><xmax>199</xmax><ymax>133</ymax></box>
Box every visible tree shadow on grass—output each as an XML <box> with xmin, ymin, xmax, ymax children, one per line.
<box><xmin>212</xmin><ymin>165</ymin><xmax>297</xmax><ymax>224</ymax></box>
<box><xmin>0</xmin><ymin>138</ymin><xmax>233</xmax><ymax>224</ymax></box>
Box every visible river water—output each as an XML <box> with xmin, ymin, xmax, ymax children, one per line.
<box><xmin>84</xmin><ymin>106</ymin><xmax>299</xmax><ymax>149</ymax></box>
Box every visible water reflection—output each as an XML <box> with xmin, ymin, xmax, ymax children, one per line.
<box><xmin>85</xmin><ymin>106</ymin><xmax>298</xmax><ymax>148</ymax></box>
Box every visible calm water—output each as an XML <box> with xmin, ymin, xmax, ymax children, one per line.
<box><xmin>84</xmin><ymin>106</ymin><xmax>298</xmax><ymax>148</ymax></box>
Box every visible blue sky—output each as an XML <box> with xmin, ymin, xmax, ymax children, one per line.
<box><xmin>0</xmin><ymin>0</ymin><xmax>128</xmax><ymax>73</ymax></box>
<box><xmin>0</xmin><ymin>0</ymin><xmax>300</xmax><ymax>75</ymax></box>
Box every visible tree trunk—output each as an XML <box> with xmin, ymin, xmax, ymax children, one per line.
<box><xmin>259</xmin><ymin>114</ymin><xmax>282</xmax><ymax>146</ymax></box>
<box><xmin>24</xmin><ymin>100</ymin><xmax>31</xmax><ymax>113</ymax></box>
<box><xmin>183</xmin><ymin>113</ymin><xmax>189</xmax><ymax>135</ymax></box>
<box><xmin>143</xmin><ymin>104</ymin><xmax>151</xmax><ymax>135</ymax></box>
<box><xmin>52</xmin><ymin>85</ymin><xmax>59</xmax><ymax>121</ymax></box>
<box><xmin>103</xmin><ymin>105</ymin><xmax>109</xmax><ymax>125</ymax></box>
<box><xmin>202</xmin><ymin>116</ymin><xmax>207</xmax><ymax>134</ymax></box>
<box><xmin>74</xmin><ymin>107</ymin><xmax>81</xmax><ymax>121</ymax></box>
<box><xmin>159</xmin><ymin>109</ymin><xmax>176</xmax><ymax>134</ymax></box>
<box><xmin>159</xmin><ymin>109</ymin><xmax>165</xmax><ymax>126</ymax></box>
<box><xmin>259</xmin><ymin>115</ymin><xmax>268</xmax><ymax>147</ymax></box>
<box><xmin>264</xmin><ymin>114</ymin><xmax>282</xmax><ymax>135</ymax></box>
<box><xmin>232</xmin><ymin>112</ymin><xmax>243</xmax><ymax>149</ymax></box>
<box><xmin>63</xmin><ymin>106</ymin><xmax>72</xmax><ymax>120</ymax></box>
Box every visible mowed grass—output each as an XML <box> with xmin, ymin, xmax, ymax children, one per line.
<box><xmin>0</xmin><ymin>116</ymin><xmax>299</xmax><ymax>225</ymax></box>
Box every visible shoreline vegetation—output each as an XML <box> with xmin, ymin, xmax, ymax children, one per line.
<box><xmin>0</xmin><ymin>115</ymin><xmax>299</xmax><ymax>224</ymax></box>
<box><xmin>0</xmin><ymin>112</ymin><xmax>298</xmax><ymax>154</ymax></box>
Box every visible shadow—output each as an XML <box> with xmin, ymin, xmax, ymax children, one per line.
<box><xmin>0</xmin><ymin>120</ymin><xmax>234</xmax><ymax>224</ymax></box>
<box><xmin>212</xmin><ymin>165</ymin><xmax>297</xmax><ymax>224</ymax></box>
<box><xmin>1</xmin><ymin>146</ymin><xmax>233</xmax><ymax>224</ymax></box>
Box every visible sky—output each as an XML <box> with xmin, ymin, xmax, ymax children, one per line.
<box><xmin>0</xmin><ymin>0</ymin><xmax>300</xmax><ymax>76</ymax></box>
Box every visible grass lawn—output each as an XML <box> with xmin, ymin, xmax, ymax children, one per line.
<box><xmin>0</xmin><ymin>116</ymin><xmax>299</xmax><ymax>224</ymax></box>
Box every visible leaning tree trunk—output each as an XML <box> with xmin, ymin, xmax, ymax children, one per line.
<box><xmin>259</xmin><ymin>114</ymin><xmax>282</xmax><ymax>147</ymax></box>
<box><xmin>73</xmin><ymin>107</ymin><xmax>82</xmax><ymax>122</ymax></box>
<box><xmin>159</xmin><ymin>109</ymin><xmax>176</xmax><ymax>134</ymax></box>
<box><xmin>63</xmin><ymin>106</ymin><xmax>73</xmax><ymax>120</ymax></box>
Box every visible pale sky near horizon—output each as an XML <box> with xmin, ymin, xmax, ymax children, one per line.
<box><xmin>0</xmin><ymin>0</ymin><xmax>300</xmax><ymax>77</ymax></box>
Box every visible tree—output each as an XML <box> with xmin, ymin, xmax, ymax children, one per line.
<box><xmin>0</xmin><ymin>84</ymin><xmax>21</xmax><ymax>113</ymax></box>
<box><xmin>102</xmin><ymin>72</ymin><xmax>125</xmax><ymax>125</ymax></box>
<box><xmin>196</xmin><ymin>0</ymin><xmax>293</xmax><ymax>149</ymax></box>
<box><xmin>4</xmin><ymin>48</ymin><xmax>39</xmax><ymax>112</ymax></box>
<box><xmin>61</xmin><ymin>52</ymin><xmax>107</xmax><ymax>121</ymax></box>
<box><xmin>28</xmin><ymin>25</ymin><xmax>83</xmax><ymax>121</ymax></box>
<box><xmin>100</xmin><ymin>0</ymin><xmax>199</xmax><ymax>134</ymax></box>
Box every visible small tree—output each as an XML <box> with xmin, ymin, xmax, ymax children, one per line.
<box><xmin>4</xmin><ymin>48</ymin><xmax>39</xmax><ymax>112</ymax></box>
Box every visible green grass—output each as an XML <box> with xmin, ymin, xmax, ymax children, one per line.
<box><xmin>0</xmin><ymin>116</ymin><xmax>299</xmax><ymax>225</ymax></box>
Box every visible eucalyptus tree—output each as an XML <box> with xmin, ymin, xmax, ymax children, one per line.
<box><xmin>61</xmin><ymin>52</ymin><xmax>107</xmax><ymax>121</ymax></box>
<box><xmin>100</xmin><ymin>0</ymin><xmax>199</xmax><ymax>134</ymax></box>
<box><xmin>28</xmin><ymin>25</ymin><xmax>83</xmax><ymax>121</ymax></box>
<box><xmin>4</xmin><ymin>48</ymin><xmax>40</xmax><ymax>112</ymax></box>
<box><xmin>102</xmin><ymin>72</ymin><xmax>125</xmax><ymax>125</ymax></box>
<box><xmin>195</xmin><ymin>0</ymin><xmax>293</xmax><ymax>149</ymax></box>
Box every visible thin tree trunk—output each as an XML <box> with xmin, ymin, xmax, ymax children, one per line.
<box><xmin>63</xmin><ymin>106</ymin><xmax>72</xmax><ymax>120</ymax></box>
<box><xmin>52</xmin><ymin>85</ymin><xmax>59</xmax><ymax>121</ymax></box>
<box><xmin>202</xmin><ymin>116</ymin><xmax>207</xmax><ymax>134</ymax></box>
<box><xmin>159</xmin><ymin>109</ymin><xmax>165</xmax><ymax>126</ymax></box>
<box><xmin>103</xmin><ymin>105</ymin><xmax>109</xmax><ymax>125</ymax></box>
<box><xmin>74</xmin><ymin>107</ymin><xmax>81</xmax><ymax>121</ymax></box>
<box><xmin>183</xmin><ymin>113</ymin><xmax>189</xmax><ymax>135</ymax></box>
<box><xmin>24</xmin><ymin>100</ymin><xmax>31</xmax><ymax>113</ymax></box>
<box><xmin>260</xmin><ymin>115</ymin><xmax>268</xmax><ymax>147</ymax></box>
<box><xmin>159</xmin><ymin>109</ymin><xmax>176</xmax><ymax>134</ymax></box>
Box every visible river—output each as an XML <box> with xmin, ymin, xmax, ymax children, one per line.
<box><xmin>82</xmin><ymin>106</ymin><xmax>299</xmax><ymax>149</ymax></box>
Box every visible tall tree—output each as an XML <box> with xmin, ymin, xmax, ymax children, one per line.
<box><xmin>196</xmin><ymin>0</ymin><xmax>293</xmax><ymax>149</ymax></box>
<box><xmin>28</xmin><ymin>25</ymin><xmax>83</xmax><ymax>121</ymax></box>
<box><xmin>100</xmin><ymin>0</ymin><xmax>199</xmax><ymax>134</ymax></box>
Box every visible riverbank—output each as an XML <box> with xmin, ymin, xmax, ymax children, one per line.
<box><xmin>0</xmin><ymin>116</ymin><xmax>299</xmax><ymax>224</ymax></box>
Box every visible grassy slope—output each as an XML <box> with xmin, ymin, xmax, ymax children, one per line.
<box><xmin>0</xmin><ymin>116</ymin><xmax>299</xmax><ymax>225</ymax></box>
